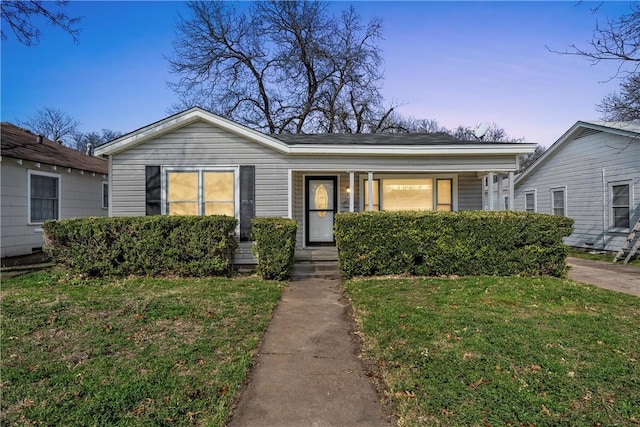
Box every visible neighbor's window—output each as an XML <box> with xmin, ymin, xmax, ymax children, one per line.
<box><xmin>524</xmin><ymin>191</ymin><xmax>536</xmax><ymax>213</ymax></box>
<box><xmin>29</xmin><ymin>170</ymin><xmax>60</xmax><ymax>223</ymax></box>
<box><xmin>551</xmin><ymin>187</ymin><xmax>566</xmax><ymax>216</ymax></box>
<box><xmin>102</xmin><ymin>181</ymin><xmax>109</xmax><ymax>209</ymax></box>
<box><xmin>611</xmin><ymin>183</ymin><xmax>630</xmax><ymax>229</ymax></box>
<box><xmin>165</xmin><ymin>168</ymin><xmax>235</xmax><ymax>216</ymax></box>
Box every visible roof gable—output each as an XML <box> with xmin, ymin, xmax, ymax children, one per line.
<box><xmin>1</xmin><ymin>122</ymin><xmax>108</xmax><ymax>174</ymax></box>
<box><xmin>516</xmin><ymin>120</ymin><xmax>640</xmax><ymax>185</ymax></box>
<box><xmin>94</xmin><ymin>107</ymin><xmax>290</xmax><ymax>156</ymax></box>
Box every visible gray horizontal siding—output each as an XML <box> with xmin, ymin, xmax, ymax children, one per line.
<box><xmin>1</xmin><ymin>161</ymin><xmax>107</xmax><ymax>258</ymax></box>
<box><xmin>457</xmin><ymin>173</ymin><xmax>483</xmax><ymax>210</ymax></box>
<box><xmin>109</xmin><ymin>121</ymin><xmax>525</xmax><ymax>261</ymax></box>
<box><xmin>515</xmin><ymin>131</ymin><xmax>640</xmax><ymax>252</ymax></box>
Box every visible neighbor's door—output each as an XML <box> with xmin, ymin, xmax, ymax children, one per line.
<box><xmin>305</xmin><ymin>176</ymin><xmax>337</xmax><ymax>246</ymax></box>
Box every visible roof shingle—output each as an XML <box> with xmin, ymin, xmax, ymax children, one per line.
<box><xmin>1</xmin><ymin>122</ymin><xmax>107</xmax><ymax>175</ymax></box>
<box><xmin>270</xmin><ymin>132</ymin><xmax>468</xmax><ymax>146</ymax></box>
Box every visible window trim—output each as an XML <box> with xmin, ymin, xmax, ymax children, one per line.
<box><xmin>359</xmin><ymin>173</ymin><xmax>458</xmax><ymax>212</ymax></box>
<box><xmin>608</xmin><ymin>180</ymin><xmax>632</xmax><ymax>232</ymax></box>
<box><xmin>524</xmin><ymin>189</ymin><xmax>537</xmax><ymax>213</ymax></box>
<box><xmin>550</xmin><ymin>186</ymin><xmax>567</xmax><ymax>217</ymax></box>
<box><xmin>102</xmin><ymin>181</ymin><xmax>109</xmax><ymax>209</ymax></box>
<box><xmin>161</xmin><ymin>166</ymin><xmax>239</xmax><ymax>217</ymax></box>
<box><xmin>28</xmin><ymin>170</ymin><xmax>61</xmax><ymax>225</ymax></box>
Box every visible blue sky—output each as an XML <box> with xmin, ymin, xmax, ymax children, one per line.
<box><xmin>1</xmin><ymin>1</ymin><xmax>634</xmax><ymax>146</ymax></box>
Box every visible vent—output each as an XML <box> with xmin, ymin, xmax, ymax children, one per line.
<box><xmin>572</xmin><ymin>128</ymin><xmax>602</xmax><ymax>140</ymax></box>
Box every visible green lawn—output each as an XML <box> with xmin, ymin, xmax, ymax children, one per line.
<box><xmin>345</xmin><ymin>276</ymin><xmax>640</xmax><ymax>426</ymax></box>
<box><xmin>1</xmin><ymin>271</ymin><xmax>285</xmax><ymax>426</ymax></box>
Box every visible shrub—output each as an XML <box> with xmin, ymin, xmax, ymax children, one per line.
<box><xmin>334</xmin><ymin>211</ymin><xmax>573</xmax><ymax>278</ymax></box>
<box><xmin>251</xmin><ymin>217</ymin><xmax>298</xmax><ymax>281</ymax></box>
<box><xmin>44</xmin><ymin>216</ymin><xmax>238</xmax><ymax>277</ymax></box>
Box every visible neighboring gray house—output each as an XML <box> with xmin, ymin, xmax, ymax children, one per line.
<box><xmin>514</xmin><ymin>121</ymin><xmax>640</xmax><ymax>253</ymax></box>
<box><xmin>1</xmin><ymin>122</ymin><xmax>108</xmax><ymax>258</ymax></box>
<box><xmin>94</xmin><ymin>107</ymin><xmax>537</xmax><ymax>264</ymax></box>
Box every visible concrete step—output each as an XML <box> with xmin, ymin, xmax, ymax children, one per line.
<box><xmin>292</xmin><ymin>260</ymin><xmax>341</xmax><ymax>280</ymax></box>
<box><xmin>294</xmin><ymin>247</ymin><xmax>339</xmax><ymax>262</ymax></box>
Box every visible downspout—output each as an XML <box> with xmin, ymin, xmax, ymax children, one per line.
<box><xmin>602</xmin><ymin>168</ymin><xmax>606</xmax><ymax>251</ymax></box>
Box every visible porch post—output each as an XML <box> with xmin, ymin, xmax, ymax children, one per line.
<box><xmin>368</xmin><ymin>171</ymin><xmax>374</xmax><ymax>211</ymax></box>
<box><xmin>497</xmin><ymin>173</ymin><xmax>504</xmax><ymax>210</ymax></box>
<box><xmin>508</xmin><ymin>171</ymin><xmax>515</xmax><ymax>211</ymax></box>
<box><xmin>287</xmin><ymin>169</ymin><xmax>293</xmax><ymax>218</ymax></box>
<box><xmin>487</xmin><ymin>172</ymin><xmax>495</xmax><ymax>211</ymax></box>
<box><xmin>349</xmin><ymin>171</ymin><xmax>355</xmax><ymax>212</ymax></box>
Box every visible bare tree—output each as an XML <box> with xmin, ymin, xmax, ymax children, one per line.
<box><xmin>70</xmin><ymin>128</ymin><xmax>123</xmax><ymax>153</ymax></box>
<box><xmin>167</xmin><ymin>0</ymin><xmax>394</xmax><ymax>134</ymax></box>
<box><xmin>376</xmin><ymin>114</ymin><xmax>448</xmax><ymax>134</ymax></box>
<box><xmin>1</xmin><ymin>1</ymin><xmax>81</xmax><ymax>46</ymax></box>
<box><xmin>518</xmin><ymin>144</ymin><xmax>546</xmax><ymax>172</ymax></box>
<box><xmin>19</xmin><ymin>107</ymin><xmax>80</xmax><ymax>145</ymax></box>
<box><xmin>548</xmin><ymin>2</ymin><xmax>639</xmax><ymax>77</ymax></box>
<box><xmin>450</xmin><ymin>123</ymin><xmax>524</xmax><ymax>143</ymax></box>
<box><xmin>597</xmin><ymin>73</ymin><xmax>640</xmax><ymax>121</ymax></box>
<box><xmin>100</xmin><ymin>129</ymin><xmax>122</xmax><ymax>142</ymax></box>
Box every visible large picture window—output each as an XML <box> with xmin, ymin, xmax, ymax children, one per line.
<box><xmin>362</xmin><ymin>176</ymin><xmax>454</xmax><ymax>212</ymax></box>
<box><xmin>164</xmin><ymin>168</ymin><xmax>236</xmax><ymax>216</ymax></box>
<box><xmin>610</xmin><ymin>182</ymin><xmax>631</xmax><ymax>229</ymax></box>
<box><xmin>29</xmin><ymin>170</ymin><xmax>60</xmax><ymax>223</ymax></box>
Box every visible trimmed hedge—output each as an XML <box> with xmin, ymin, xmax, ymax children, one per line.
<box><xmin>334</xmin><ymin>211</ymin><xmax>573</xmax><ymax>278</ymax></box>
<box><xmin>251</xmin><ymin>217</ymin><xmax>298</xmax><ymax>281</ymax></box>
<box><xmin>43</xmin><ymin>216</ymin><xmax>238</xmax><ymax>277</ymax></box>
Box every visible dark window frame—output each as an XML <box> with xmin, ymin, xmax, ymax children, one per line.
<box><xmin>29</xmin><ymin>170</ymin><xmax>60</xmax><ymax>224</ymax></box>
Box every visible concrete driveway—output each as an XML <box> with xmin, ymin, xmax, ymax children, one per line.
<box><xmin>567</xmin><ymin>257</ymin><xmax>640</xmax><ymax>297</ymax></box>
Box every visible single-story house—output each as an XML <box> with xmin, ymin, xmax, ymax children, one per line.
<box><xmin>1</xmin><ymin>122</ymin><xmax>108</xmax><ymax>258</ymax></box>
<box><xmin>514</xmin><ymin>120</ymin><xmax>640</xmax><ymax>253</ymax></box>
<box><xmin>94</xmin><ymin>107</ymin><xmax>537</xmax><ymax>264</ymax></box>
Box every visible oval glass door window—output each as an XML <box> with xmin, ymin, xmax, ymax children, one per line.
<box><xmin>315</xmin><ymin>184</ymin><xmax>328</xmax><ymax>217</ymax></box>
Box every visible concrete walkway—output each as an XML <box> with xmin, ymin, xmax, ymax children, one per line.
<box><xmin>567</xmin><ymin>257</ymin><xmax>640</xmax><ymax>297</ymax></box>
<box><xmin>228</xmin><ymin>278</ymin><xmax>394</xmax><ymax>427</ymax></box>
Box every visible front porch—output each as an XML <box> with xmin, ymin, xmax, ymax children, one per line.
<box><xmin>290</xmin><ymin>169</ymin><xmax>517</xmax><ymax>249</ymax></box>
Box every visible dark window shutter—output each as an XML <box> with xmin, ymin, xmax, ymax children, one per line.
<box><xmin>239</xmin><ymin>165</ymin><xmax>255</xmax><ymax>241</ymax></box>
<box><xmin>145</xmin><ymin>166</ymin><xmax>161</xmax><ymax>215</ymax></box>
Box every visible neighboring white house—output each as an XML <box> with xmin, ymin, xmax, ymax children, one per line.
<box><xmin>1</xmin><ymin>122</ymin><xmax>108</xmax><ymax>258</ymax></box>
<box><xmin>514</xmin><ymin>121</ymin><xmax>640</xmax><ymax>253</ymax></box>
<box><xmin>94</xmin><ymin>107</ymin><xmax>537</xmax><ymax>264</ymax></box>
